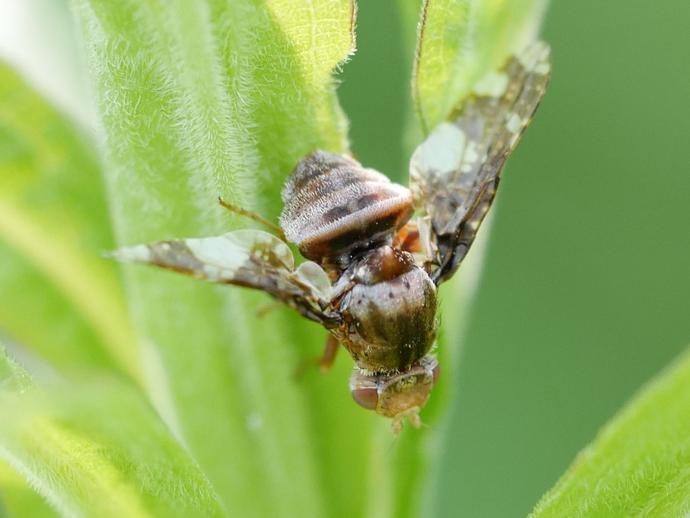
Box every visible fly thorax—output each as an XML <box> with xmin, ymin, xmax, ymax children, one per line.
<box><xmin>340</xmin><ymin>246</ymin><xmax>438</xmax><ymax>372</ymax></box>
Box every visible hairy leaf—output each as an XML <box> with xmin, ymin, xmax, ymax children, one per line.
<box><xmin>0</xmin><ymin>461</ymin><xmax>59</xmax><ymax>518</ymax></box>
<box><xmin>0</xmin><ymin>345</ymin><xmax>224</xmax><ymax>518</ymax></box>
<box><xmin>0</xmin><ymin>63</ymin><xmax>139</xmax><ymax>382</ymax></box>
<box><xmin>532</xmin><ymin>347</ymin><xmax>690</xmax><ymax>517</ymax></box>
<box><xmin>71</xmin><ymin>1</ymin><xmax>361</xmax><ymax>515</ymax></box>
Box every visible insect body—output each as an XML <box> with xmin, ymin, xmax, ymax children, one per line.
<box><xmin>280</xmin><ymin>152</ymin><xmax>414</xmax><ymax>269</ymax></box>
<box><xmin>112</xmin><ymin>41</ymin><xmax>551</xmax><ymax>430</ymax></box>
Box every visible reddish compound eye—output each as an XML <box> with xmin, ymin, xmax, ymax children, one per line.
<box><xmin>351</xmin><ymin>386</ymin><xmax>379</xmax><ymax>410</ymax></box>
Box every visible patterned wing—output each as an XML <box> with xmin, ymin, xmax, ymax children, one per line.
<box><xmin>409</xmin><ymin>41</ymin><xmax>551</xmax><ymax>284</ymax></box>
<box><xmin>110</xmin><ymin>229</ymin><xmax>341</xmax><ymax>327</ymax></box>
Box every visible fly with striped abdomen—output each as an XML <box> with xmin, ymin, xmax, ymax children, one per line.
<box><xmin>112</xmin><ymin>42</ymin><xmax>551</xmax><ymax>432</ymax></box>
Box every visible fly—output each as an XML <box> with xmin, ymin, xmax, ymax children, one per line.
<box><xmin>112</xmin><ymin>41</ymin><xmax>551</xmax><ymax>432</ymax></box>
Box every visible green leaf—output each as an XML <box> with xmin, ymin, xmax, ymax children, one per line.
<box><xmin>0</xmin><ymin>345</ymin><xmax>224</xmax><ymax>518</ymax></box>
<box><xmin>413</xmin><ymin>0</ymin><xmax>549</xmax><ymax>132</ymax></box>
<box><xmin>71</xmin><ymin>1</ymin><xmax>362</xmax><ymax>515</ymax></box>
<box><xmin>0</xmin><ymin>345</ymin><xmax>32</xmax><ymax>394</ymax></box>
<box><xmin>0</xmin><ymin>461</ymin><xmax>59</xmax><ymax>518</ymax></box>
<box><xmin>0</xmin><ymin>63</ymin><xmax>140</xmax><ymax>382</ymax></box>
<box><xmin>531</xmin><ymin>346</ymin><xmax>690</xmax><ymax>517</ymax></box>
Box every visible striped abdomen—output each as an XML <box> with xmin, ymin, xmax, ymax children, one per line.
<box><xmin>280</xmin><ymin>151</ymin><xmax>413</xmax><ymax>266</ymax></box>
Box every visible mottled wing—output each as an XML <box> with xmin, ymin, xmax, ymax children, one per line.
<box><xmin>409</xmin><ymin>41</ymin><xmax>551</xmax><ymax>284</ymax></box>
<box><xmin>111</xmin><ymin>229</ymin><xmax>340</xmax><ymax>326</ymax></box>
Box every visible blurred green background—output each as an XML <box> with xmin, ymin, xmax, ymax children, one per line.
<box><xmin>340</xmin><ymin>1</ymin><xmax>690</xmax><ymax>516</ymax></box>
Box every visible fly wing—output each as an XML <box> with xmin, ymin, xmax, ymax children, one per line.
<box><xmin>409</xmin><ymin>41</ymin><xmax>551</xmax><ymax>284</ymax></box>
<box><xmin>111</xmin><ymin>229</ymin><xmax>340</xmax><ymax>326</ymax></box>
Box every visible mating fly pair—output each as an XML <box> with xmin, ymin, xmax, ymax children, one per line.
<box><xmin>113</xmin><ymin>42</ymin><xmax>551</xmax><ymax>431</ymax></box>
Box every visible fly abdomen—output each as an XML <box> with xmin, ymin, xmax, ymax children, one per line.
<box><xmin>280</xmin><ymin>151</ymin><xmax>413</xmax><ymax>266</ymax></box>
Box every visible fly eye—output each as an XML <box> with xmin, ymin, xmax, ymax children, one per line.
<box><xmin>351</xmin><ymin>386</ymin><xmax>379</xmax><ymax>410</ymax></box>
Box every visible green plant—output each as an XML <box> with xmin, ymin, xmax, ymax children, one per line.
<box><xmin>11</xmin><ymin>1</ymin><xmax>687</xmax><ymax>517</ymax></box>
<box><xmin>531</xmin><ymin>348</ymin><xmax>690</xmax><ymax>517</ymax></box>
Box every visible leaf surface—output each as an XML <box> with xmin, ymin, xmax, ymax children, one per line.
<box><xmin>532</xmin><ymin>347</ymin><xmax>690</xmax><ymax>517</ymax></box>
<box><xmin>0</xmin><ymin>63</ymin><xmax>139</xmax><ymax>381</ymax></box>
<box><xmin>0</xmin><ymin>460</ymin><xmax>59</xmax><ymax>518</ymax></box>
<box><xmin>0</xmin><ymin>345</ymin><xmax>224</xmax><ymax>518</ymax></box>
<box><xmin>71</xmin><ymin>1</ymin><xmax>361</xmax><ymax>515</ymax></box>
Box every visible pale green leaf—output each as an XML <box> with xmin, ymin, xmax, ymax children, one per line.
<box><xmin>71</xmin><ymin>1</ymin><xmax>364</xmax><ymax>515</ymax></box>
<box><xmin>0</xmin><ymin>345</ymin><xmax>32</xmax><ymax>394</ymax></box>
<box><xmin>0</xmin><ymin>64</ymin><xmax>140</xmax><ymax>382</ymax></box>
<box><xmin>0</xmin><ymin>460</ymin><xmax>59</xmax><ymax>518</ymax></box>
<box><xmin>413</xmin><ymin>0</ymin><xmax>549</xmax><ymax>132</ymax></box>
<box><xmin>0</xmin><ymin>345</ymin><xmax>224</xmax><ymax>518</ymax></box>
<box><xmin>532</xmin><ymin>346</ymin><xmax>690</xmax><ymax>517</ymax></box>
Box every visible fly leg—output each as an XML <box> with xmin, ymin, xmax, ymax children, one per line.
<box><xmin>317</xmin><ymin>334</ymin><xmax>340</xmax><ymax>372</ymax></box>
<box><xmin>218</xmin><ymin>196</ymin><xmax>286</xmax><ymax>241</ymax></box>
<box><xmin>294</xmin><ymin>334</ymin><xmax>340</xmax><ymax>379</ymax></box>
<box><xmin>255</xmin><ymin>302</ymin><xmax>283</xmax><ymax>318</ymax></box>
